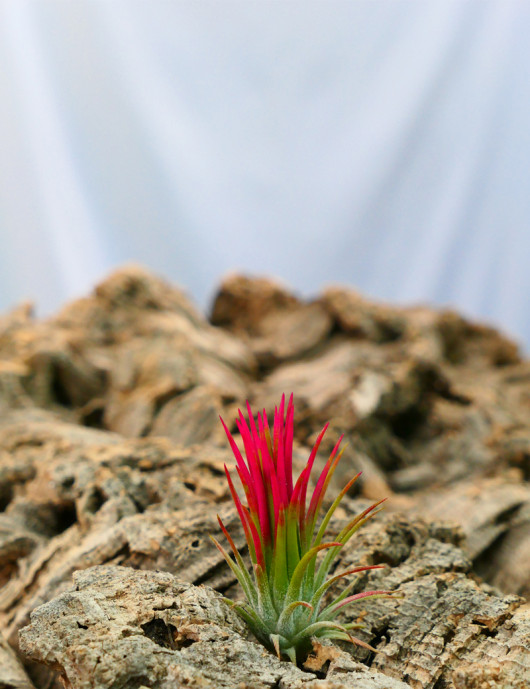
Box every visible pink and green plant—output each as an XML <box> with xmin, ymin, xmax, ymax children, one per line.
<box><xmin>212</xmin><ymin>394</ymin><xmax>396</xmax><ymax>664</ymax></box>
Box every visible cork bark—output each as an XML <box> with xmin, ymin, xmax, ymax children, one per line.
<box><xmin>0</xmin><ymin>267</ymin><xmax>526</xmax><ymax>688</ymax></box>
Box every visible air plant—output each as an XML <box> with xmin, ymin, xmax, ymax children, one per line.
<box><xmin>212</xmin><ymin>394</ymin><xmax>397</xmax><ymax>664</ymax></box>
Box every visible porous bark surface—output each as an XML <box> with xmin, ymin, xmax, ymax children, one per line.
<box><xmin>18</xmin><ymin>565</ymin><xmax>412</xmax><ymax>689</ymax></box>
<box><xmin>0</xmin><ymin>267</ymin><xmax>527</xmax><ymax>688</ymax></box>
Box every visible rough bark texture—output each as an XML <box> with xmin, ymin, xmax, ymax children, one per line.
<box><xmin>0</xmin><ymin>267</ymin><xmax>527</xmax><ymax>688</ymax></box>
<box><xmin>18</xmin><ymin>565</ymin><xmax>412</xmax><ymax>689</ymax></box>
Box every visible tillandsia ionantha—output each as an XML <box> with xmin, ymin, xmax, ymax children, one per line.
<box><xmin>212</xmin><ymin>393</ymin><xmax>399</xmax><ymax>664</ymax></box>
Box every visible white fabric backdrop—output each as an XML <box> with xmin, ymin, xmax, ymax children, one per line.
<box><xmin>1</xmin><ymin>1</ymin><xmax>529</xmax><ymax>347</ymax></box>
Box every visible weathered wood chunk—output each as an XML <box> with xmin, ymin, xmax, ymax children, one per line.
<box><xmin>0</xmin><ymin>269</ymin><xmax>526</xmax><ymax>688</ymax></box>
<box><xmin>19</xmin><ymin>566</ymin><xmax>411</xmax><ymax>689</ymax></box>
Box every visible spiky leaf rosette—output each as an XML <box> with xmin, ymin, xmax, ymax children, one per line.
<box><xmin>213</xmin><ymin>394</ymin><xmax>397</xmax><ymax>664</ymax></box>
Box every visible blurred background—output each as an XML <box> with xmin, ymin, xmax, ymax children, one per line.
<box><xmin>1</xmin><ymin>0</ymin><xmax>529</xmax><ymax>348</ymax></box>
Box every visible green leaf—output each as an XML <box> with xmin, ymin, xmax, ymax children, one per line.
<box><xmin>255</xmin><ymin>563</ymin><xmax>279</xmax><ymax>619</ymax></box>
<box><xmin>311</xmin><ymin>472</ymin><xmax>361</xmax><ymax>549</ymax></box>
<box><xmin>285</xmin><ymin>646</ymin><xmax>297</xmax><ymax>664</ymax></box>
<box><xmin>319</xmin><ymin>630</ymin><xmax>378</xmax><ymax>652</ymax></box>
<box><xmin>309</xmin><ymin>564</ymin><xmax>386</xmax><ymax>616</ymax></box>
<box><xmin>314</xmin><ymin>507</ymin><xmax>384</xmax><ymax>589</ymax></box>
<box><xmin>232</xmin><ymin>603</ymin><xmax>265</xmax><ymax>633</ymax></box>
<box><xmin>209</xmin><ymin>535</ymin><xmax>257</xmax><ymax>606</ymax></box>
<box><xmin>321</xmin><ymin>591</ymin><xmax>397</xmax><ymax>621</ymax></box>
<box><xmin>286</xmin><ymin>504</ymin><xmax>301</xmax><ymax>578</ymax></box>
<box><xmin>271</xmin><ymin>513</ymin><xmax>289</xmax><ymax>607</ymax></box>
<box><xmin>284</xmin><ymin>542</ymin><xmax>341</xmax><ymax>608</ymax></box>
<box><xmin>290</xmin><ymin>620</ymin><xmax>352</xmax><ymax>644</ymax></box>
<box><xmin>277</xmin><ymin>600</ymin><xmax>313</xmax><ymax>631</ymax></box>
